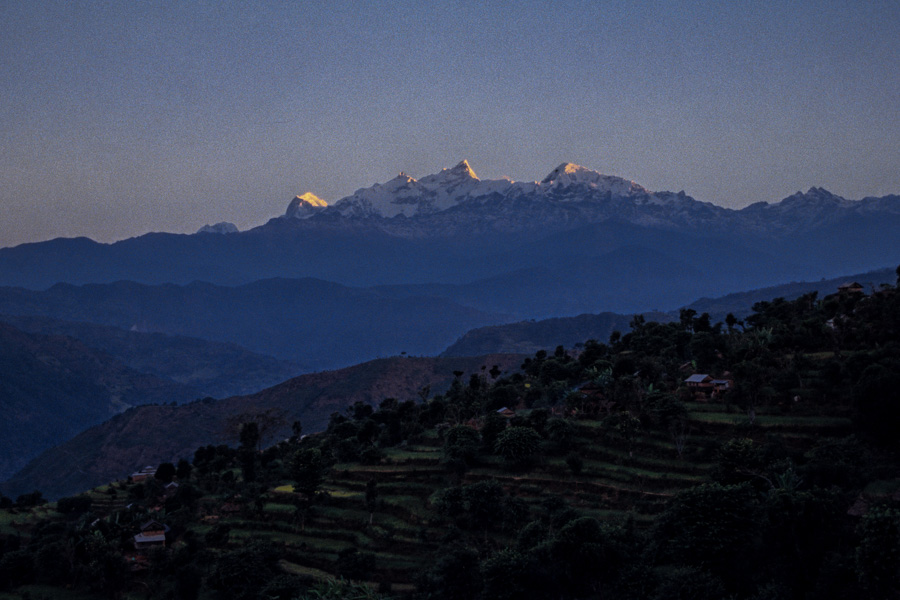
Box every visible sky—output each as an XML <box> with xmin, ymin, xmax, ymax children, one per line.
<box><xmin>1</xmin><ymin>1</ymin><xmax>899</xmax><ymax>248</ymax></box>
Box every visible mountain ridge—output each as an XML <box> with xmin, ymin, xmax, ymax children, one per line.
<box><xmin>0</xmin><ymin>321</ymin><xmax>198</xmax><ymax>481</ymax></box>
<box><xmin>0</xmin><ymin>353</ymin><xmax>525</xmax><ymax>500</ymax></box>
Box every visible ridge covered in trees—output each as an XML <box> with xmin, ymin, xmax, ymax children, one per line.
<box><xmin>2</xmin><ymin>267</ymin><xmax>899</xmax><ymax>600</ymax></box>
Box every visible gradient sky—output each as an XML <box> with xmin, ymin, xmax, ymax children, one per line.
<box><xmin>1</xmin><ymin>1</ymin><xmax>899</xmax><ymax>248</ymax></box>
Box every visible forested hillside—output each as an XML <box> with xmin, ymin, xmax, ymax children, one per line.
<box><xmin>1</xmin><ymin>270</ymin><xmax>899</xmax><ymax>600</ymax></box>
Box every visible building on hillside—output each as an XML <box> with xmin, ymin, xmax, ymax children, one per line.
<box><xmin>685</xmin><ymin>374</ymin><xmax>733</xmax><ymax>399</ymax></box>
<box><xmin>163</xmin><ymin>481</ymin><xmax>179</xmax><ymax>498</ymax></box>
<box><xmin>684</xmin><ymin>374</ymin><xmax>714</xmax><ymax>389</ymax></box>
<box><xmin>130</xmin><ymin>465</ymin><xmax>157</xmax><ymax>483</ymax></box>
<box><xmin>838</xmin><ymin>282</ymin><xmax>865</xmax><ymax>295</ymax></box>
<box><xmin>133</xmin><ymin>520</ymin><xmax>169</xmax><ymax>550</ymax></box>
<box><xmin>711</xmin><ymin>378</ymin><xmax>733</xmax><ymax>392</ymax></box>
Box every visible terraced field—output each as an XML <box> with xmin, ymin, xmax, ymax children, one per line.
<box><xmin>192</xmin><ymin>404</ymin><xmax>853</xmax><ymax>592</ymax></box>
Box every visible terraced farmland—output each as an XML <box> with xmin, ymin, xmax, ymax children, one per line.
<box><xmin>187</xmin><ymin>402</ymin><xmax>858</xmax><ymax>592</ymax></box>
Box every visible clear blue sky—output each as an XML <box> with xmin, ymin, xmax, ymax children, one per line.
<box><xmin>1</xmin><ymin>1</ymin><xmax>898</xmax><ymax>247</ymax></box>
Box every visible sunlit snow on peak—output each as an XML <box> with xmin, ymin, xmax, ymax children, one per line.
<box><xmin>296</xmin><ymin>192</ymin><xmax>328</xmax><ymax>207</ymax></box>
<box><xmin>285</xmin><ymin>192</ymin><xmax>329</xmax><ymax>219</ymax></box>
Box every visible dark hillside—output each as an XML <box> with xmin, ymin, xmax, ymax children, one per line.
<box><xmin>0</xmin><ymin>354</ymin><xmax>523</xmax><ymax>500</ymax></box>
<box><xmin>442</xmin><ymin>311</ymin><xmax>673</xmax><ymax>356</ymax></box>
<box><xmin>0</xmin><ymin>322</ymin><xmax>196</xmax><ymax>481</ymax></box>
<box><xmin>684</xmin><ymin>266</ymin><xmax>896</xmax><ymax>320</ymax></box>
<box><xmin>441</xmin><ymin>267</ymin><xmax>895</xmax><ymax>358</ymax></box>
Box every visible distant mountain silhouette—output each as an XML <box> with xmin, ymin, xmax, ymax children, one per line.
<box><xmin>0</xmin><ymin>314</ymin><xmax>300</xmax><ymax>398</ymax></box>
<box><xmin>0</xmin><ymin>278</ymin><xmax>509</xmax><ymax>370</ymax></box>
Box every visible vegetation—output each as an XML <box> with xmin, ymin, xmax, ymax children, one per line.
<box><xmin>1</xmin><ymin>273</ymin><xmax>899</xmax><ymax>599</ymax></box>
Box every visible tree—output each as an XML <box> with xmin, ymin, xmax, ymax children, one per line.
<box><xmin>653</xmin><ymin>482</ymin><xmax>761</xmax><ymax>592</ymax></box>
<box><xmin>711</xmin><ymin>438</ymin><xmax>768</xmax><ymax>488</ymax></box>
<box><xmin>239</xmin><ymin>421</ymin><xmax>260</xmax><ymax>452</ymax></box>
<box><xmin>550</xmin><ymin>516</ymin><xmax>617</xmax><ymax>596</ymax></box>
<box><xmin>365</xmin><ymin>480</ymin><xmax>378</xmax><ymax>525</ymax></box>
<box><xmin>176</xmin><ymin>458</ymin><xmax>192</xmax><ymax>480</ymax></box>
<box><xmin>481</xmin><ymin>548</ymin><xmax>533</xmax><ymax>600</ymax></box>
<box><xmin>494</xmin><ymin>426</ymin><xmax>543</xmax><ymax>469</ymax></box>
<box><xmin>604</xmin><ymin>411</ymin><xmax>641</xmax><ymax>458</ymax></box>
<box><xmin>227</xmin><ymin>408</ymin><xmax>287</xmax><ymax>451</ymax></box>
<box><xmin>546</xmin><ymin>417</ymin><xmax>574</xmax><ymax>452</ymax></box>
<box><xmin>853</xmin><ymin>363</ymin><xmax>900</xmax><ymax>448</ymax></box>
<box><xmin>336</xmin><ymin>547</ymin><xmax>376</xmax><ymax>581</ymax></box>
<box><xmin>565</xmin><ymin>452</ymin><xmax>584</xmax><ymax>476</ymax></box>
<box><xmin>480</xmin><ymin>413</ymin><xmax>508</xmax><ymax>452</ymax></box>
<box><xmin>290</xmin><ymin>447</ymin><xmax>328</xmax><ymax>497</ymax></box>
<box><xmin>443</xmin><ymin>425</ymin><xmax>481</xmax><ymax>465</ymax></box>
<box><xmin>417</xmin><ymin>545</ymin><xmax>483</xmax><ymax>600</ymax></box>
<box><xmin>155</xmin><ymin>462</ymin><xmax>177</xmax><ymax>484</ymax></box>
<box><xmin>855</xmin><ymin>505</ymin><xmax>900</xmax><ymax>598</ymax></box>
<box><xmin>56</xmin><ymin>494</ymin><xmax>92</xmax><ymax>514</ymax></box>
<box><xmin>298</xmin><ymin>577</ymin><xmax>390</xmax><ymax>599</ymax></box>
<box><xmin>15</xmin><ymin>490</ymin><xmax>45</xmax><ymax>507</ymax></box>
<box><xmin>651</xmin><ymin>566</ymin><xmax>726</xmax><ymax>600</ymax></box>
<box><xmin>680</xmin><ymin>308</ymin><xmax>698</xmax><ymax>331</ymax></box>
<box><xmin>208</xmin><ymin>541</ymin><xmax>281</xmax><ymax>600</ymax></box>
<box><xmin>462</xmin><ymin>480</ymin><xmax>505</xmax><ymax>531</ymax></box>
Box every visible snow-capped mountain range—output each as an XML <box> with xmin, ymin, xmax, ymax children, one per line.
<box><xmin>0</xmin><ymin>158</ymin><xmax>896</xmax><ymax>303</ymax></box>
<box><xmin>282</xmin><ymin>160</ymin><xmax>900</xmax><ymax>237</ymax></box>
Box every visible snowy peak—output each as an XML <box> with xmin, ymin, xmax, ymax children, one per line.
<box><xmin>332</xmin><ymin>162</ymin><xmax>486</xmax><ymax>219</ymax></box>
<box><xmin>541</xmin><ymin>162</ymin><xmax>593</xmax><ymax>183</ymax></box>
<box><xmin>285</xmin><ymin>192</ymin><xmax>328</xmax><ymax>219</ymax></box>
<box><xmin>296</xmin><ymin>192</ymin><xmax>328</xmax><ymax>207</ymax></box>
<box><xmin>310</xmin><ymin>160</ymin><xmax>671</xmax><ymax>220</ymax></box>
<box><xmin>447</xmin><ymin>159</ymin><xmax>479</xmax><ymax>180</ymax></box>
<box><xmin>541</xmin><ymin>162</ymin><xmax>648</xmax><ymax>196</ymax></box>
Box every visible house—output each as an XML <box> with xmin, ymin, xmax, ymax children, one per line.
<box><xmin>685</xmin><ymin>374</ymin><xmax>733</xmax><ymax>399</ymax></box>
<box><xmin>838</xmin><ymin>282</ymin><xmax>865</xmax><ymax>295</ymax></box>
<box><xmin>133</xmin><ymin>520</ymin><xmax>169</xmax><ymax>550</ymax></box>
<box><xmin>576</xmin><ymin>381</ymin><xmax>605</xmax><ymax>399</ymax></box>
<box><xmin>711</xmin><ymin>378</ymin><xmax>733</xmax><ymax>392</ymax></box>
<box><xmin>130</xmin><ymin>465</ymin><xmax>157</xmax><ymax>483</ymax></box>
<box><xmin>496</xmin><ymin>407</ymin><xmax>516</xmax><ymax>418</ymax></box>
<box><xmin>684</xmin><ymin>374</ymin><xmax>714</xmax><ymax>389</ymax></box>
<box><xmin>163</xmin><ymin>481</ymin><xmax>179</xmax><ymax>498</ymax></box>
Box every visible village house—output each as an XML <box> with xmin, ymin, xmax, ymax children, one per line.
<box><xmin>838</xmin><ymin>282</ymin><xmax>865</xmax><ymax>295</ymax></box>
<box><xmin>163</xmin><ymin>481</ymin><xmax>179</xmax><ymax>498</ymax></box>
<box><xmin>684</xmin><ymin>374</ymin><xmax>733</xmax><ymax>400</ymax></box>
<box><xmin>130</xmin><ymin>465</ymin><xmax>157</xmax><ymax>483</ymax></box>
<box><xmin>133</xmin><ymin>520</ymin><xmax>169</xmax><ymax>551</ymax></box>
<box><xmin>684</xmin><ymin>374</ymin><xmax>714</xmax><ymax>390</ymax></box>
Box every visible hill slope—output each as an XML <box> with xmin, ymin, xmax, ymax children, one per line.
<box><xmin>0</xmin><ymin>354</ymin><xmax>524</xmax><ymax>500</ymax></box>
<box><xmin>442</xmin><ymin>267</ymin><xmax>896</xmax><ymax>356</ymax></box>
<box><xmin>0</xmin><ymin>322</ymin><xmax>196</xmax><ymax>481</ymax></box>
